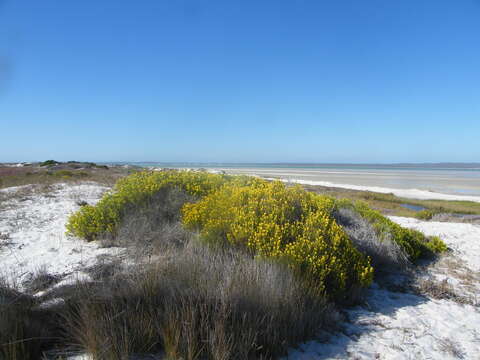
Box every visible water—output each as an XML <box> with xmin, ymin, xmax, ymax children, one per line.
<box><xmin>400</xmin><ymin>204</ymin><xmax>426</xmax><ymax>212</ymax></box>
<box><xmin>110</xmin><ymin>163</ymin><xmax>480</xmax><ymax>197</ymax></box>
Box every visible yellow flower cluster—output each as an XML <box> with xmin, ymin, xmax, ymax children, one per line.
<box><xmin>66</xmin><ymin>170</ymin><xmax>233</xmax><ymax>240</ymax></box>
<box><xmin>182</xmin><ymin>179</ymin><xmax>373</xmax><ymax>301</ymax></box>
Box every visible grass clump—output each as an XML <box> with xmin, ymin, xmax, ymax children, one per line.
<box><xmin>62</xmin><ymin>239</ymin><xmax>336</xmax><ymax>360</ymax></box>
<box><xmin>0</xmin><ymin>281</ymin><xmax>58</xmax><ymax>360</ymax></box>
<box><xmin>1</xmin><ymin>229</ymin><xmax>336</xmax><ymax>360</ymax></box>
<box><xmin>183</xmin><ymin>179</ymin><xmax>373</xmax><ymax>302</ymax></box>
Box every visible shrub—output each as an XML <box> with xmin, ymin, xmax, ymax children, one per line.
<box><xmin>335</xmin><ymin>200</ymin><xmax>447</xmax><ymax>261</ymax></box>
<box><xmin>22</xmin><ymin>268</ymin><xmax>61</xmax><ymax>294</ymax></box>
<box><xmin>333</xmin><ymin>207</ymin><xmax>409</xmax><ymax>271</ymax></box>
<box><xmin>66</xmin><ymin>170</ymin><xmax>236</xmax><ymax>240</ymax></box>
<box><xmin>182</xmin><ymin>179</ymin><xmax>373</xmax><ymax>302</ymax></box>
<box><xmin>415</xmin><ymin>209</ymin><xmax>436</xmax><ymax>220</ymax></box>
<box><xmin>39</xmin><ymin>160</ymin><xmax>59</xmax><ymax>167</ymax></box>
<box><xmin>426</xmin><ymin>235</ymin><xmax>448</xmax><ymax>253</ymax></box>
<box><xmin>53</xmin><ymin>170</ymin><xmax>74</xmax><ymax>178</ymax></box>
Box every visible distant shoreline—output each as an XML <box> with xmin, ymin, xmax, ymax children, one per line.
<box><xmin>104</xmin><ymin>162</ymin><xmax>480</xmax><ymax>171</ymax></box>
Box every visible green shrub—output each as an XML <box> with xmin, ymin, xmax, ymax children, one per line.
<box><xmin>415</xmin><ymin>209</ymin><xmax>436</xmax><ymax>220</ymax></box>
<box><xmin>49</xmin><ymin>170</ymin><xmax>89</xmax><ymax>179</ymax></box>
<box><xmin>183</xmin><ymin>179</ymin><xmax>373</xmax><ymax>302</ymax></box>
<box><xmin>426</xmin><ymin>235</ymin><xmax>448</xmax><ymax>253</ymax></box>
<box><xmin>66</xmin><ymin>170</ymin><xmax>236</xmax><ymax>240</ymax></box>
<box><xmin>39</xmin><ymin>160</ymin><xmax>59</xmax><ymax>167</ymax></box>
<box><xmin>335</xmin><ymin>200</ymin><xmax>447</xmax><ymax>261</ymax></box>
<box><xmin>53</xmin><ymin>170</ymin><xmax>74</xmax><ymax>178</ymax></box>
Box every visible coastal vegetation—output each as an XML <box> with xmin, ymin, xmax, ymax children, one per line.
<box><xmin>302</xmin><ymin>183</ymin><xmax>480</xmax><ymax>220</ymax></box>
<box><xmin>0</xmin><ymin>161</ymin><xmax>135</xmax><ymax>189</ymax></box>
<box><xmin>0</xmin><ymin>169</ymin><xmax>457</xmax><ymax>359</ymax></box>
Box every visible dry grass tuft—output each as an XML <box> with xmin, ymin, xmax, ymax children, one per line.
<box><xmin>61</xmin><ymin>238</ymin><xmax>338</xmax><ymax>359</ymax></box>
<box><xmin>22</xmin><ymin>267</ymin><xmax>62</xmax><ymax>294</ymax></box>
<box><xmin>438</xmin><ymin>337</ymin><xmax>465</xmax><ymax>359</ymax></box>
<box><xmin>334</xmin><ymin>207</ymin><xmax>409</xmax><ymax>272</ymax></box>
<box><xmin>109</xmin><ymin>186</ymin><xmax>196</xmax><ymax>257</ymax></box>
<box><xmin>0</xmin><ymin>280</ymin><xmax>60</xmax><ymax>360</ymax></box>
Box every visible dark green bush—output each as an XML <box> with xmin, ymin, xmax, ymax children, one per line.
<box><xmin>39</xmin><ymin>160</ymin><xmax>59</xmax><ymax>167</ymax></box>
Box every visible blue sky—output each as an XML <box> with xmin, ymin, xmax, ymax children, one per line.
<box><xmin>0</xmin><ymin>0</ymin><xmax>479</xmax><ymax>163</ymax></box>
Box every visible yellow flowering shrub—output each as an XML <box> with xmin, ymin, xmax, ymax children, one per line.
<box><xmin>182</xmin><ymin>179</ymin><xmax>373</xmax><ymax>301</ymax></box>
<box><xmin>66</xmin><ymin>170</ymin><xmax>442</xmax><ymax>302</ymax></box>
<box><xmin>66</xmin><ymin>170</ymin><xmax>235</xmax><ymax>240</ymax></box>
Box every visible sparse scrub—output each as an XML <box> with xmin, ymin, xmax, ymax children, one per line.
<box><xmin>413</xmin><ymin>277</ymin><xmax>470</xmax><ymax>304</ymax></box>
<box><xmin>0</xmin><ymin>164</ymin><xmax>132</xmax><ymax>189</ymax></box>
<box><xmin>335</xmin><ymin>200</ymin><xmax>447</xmax><ymax>261</ymax></box>
<box><xmin>49</xmin><ymin>170</ymin><xmax>88</xmax><ymax>179</ymax></box>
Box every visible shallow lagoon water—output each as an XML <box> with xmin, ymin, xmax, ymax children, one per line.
<box><xmin>400</xmin><ymin>203</ymin><xmax>426</xmax><ymax>211</ymax></box>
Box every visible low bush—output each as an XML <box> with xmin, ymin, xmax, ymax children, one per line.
<box><xmin>66</xmin><ymin>170</ymin><xmax>237</xmax><ymax>240</ymax></box>
<box><xmin>39</xmin><ymin>160</ymin><xmax>59</xmax><ymax>167</ymax></box>
<box><xmin>415</xmin><ymin>209</ymin><xmax>436</xmax><ymax>220</ymax></box>
<box><xmin>183</xmin><ymin>179</ymin><xmax>373</xmax><ymax>302</ymax></box>
<box><xmin>335</xmin><ymin>199</ymin><xmax>447</xmax><ymax>261</ymax></box>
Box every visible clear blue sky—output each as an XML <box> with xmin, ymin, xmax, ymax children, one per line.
<box><xmin>1</xmin><ymin>0</ymin><xmax>479</xmax><ymax>163</ymax></box>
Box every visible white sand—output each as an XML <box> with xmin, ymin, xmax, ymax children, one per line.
<box><xmin>0</xmin><ymin>183</ymin><xmax>123</xmax><ymax>287</ymax></box>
